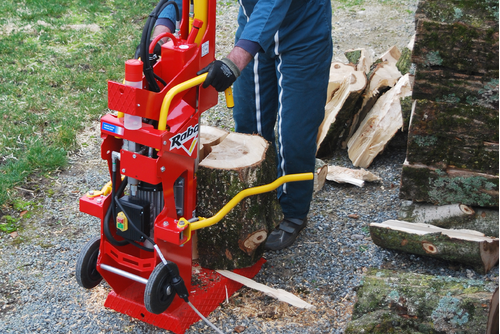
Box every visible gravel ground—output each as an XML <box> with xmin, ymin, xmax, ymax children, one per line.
<box><xmin>0</xmin><ymin>1</ymin><xmax>498</xmax><ymax>333</ymax></box>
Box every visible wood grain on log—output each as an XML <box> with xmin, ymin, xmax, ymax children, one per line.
<box><xmin>347</xmin><ymin>74</ymin><xmax>411</xmax><ymax>168</ymax></box>
<box><xmin>317</xmin><ymin>71</ymin><xmax>366</xmax><ymax>157</ymax></box>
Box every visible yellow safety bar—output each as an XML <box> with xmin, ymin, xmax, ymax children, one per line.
<box><xmin>158</xmin><ymin>73</ymin><xmax>233</xmax><ymax>131</ymax></box>
<box><xmin>176</xmin><ymin>172</ymin><xmax>313</xmax><ymax>244</ymax></box>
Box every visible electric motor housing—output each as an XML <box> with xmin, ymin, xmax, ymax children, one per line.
<box><xmin>116</xmin><ymin>196</ymin><xmax>151</xmax><ymax>242</ymax></box>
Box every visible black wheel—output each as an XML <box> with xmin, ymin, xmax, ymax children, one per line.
<box><xmin>75</xmin><ymin>236</ymin><xmax>103</xmax><ymax>289</ymax></box>
<box><xmin>144</xmin><ymin>262</ymin><xmax>178</xmax><ymax>314</ymax></box>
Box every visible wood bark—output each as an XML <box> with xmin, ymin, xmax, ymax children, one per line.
<box><xmin>487</xmin><ymin>287</ymin><xmax>499</xmax><ymax>334</ymax></box>
<box><xmin>316</xmin><ymin>71</ymin><xmax>366</xmax><ymax>157</ymax></box>
<box><xmin>407</xmin><ymin>99</ymin><xmax>499</xmax><ymax>174</ymax></box>
<box><xmin>411</xmin><ymin>1</ymin><xmax>499</xmax><ymax>109</ymax></box>
<box><xmin>345</xmin><ymin>268</ymin><xmax>498</xmax><ymax>334</ymax></box>
<box><xmin>399</xmin><ymin>162</ymin><xmax>499</xmax><ymax>207</ymax></box>
<box><xmin>347</xmin><ymin>74</ymin><xmax>411</xmax><ymax>168</ymax></box>
<box><xmin>399</xmin><ymin>201</ymin><xmax>499</xmax><ymax>238</ymax></box>
<box><xmin>196</xmin><ymin>132</ymin><xmax>282</xmax><ymax>269</ymax></box>
<box><xmin>370</xmin><ymin>220</ymin><xmax>499</xmax><ymax>274</ymax></box>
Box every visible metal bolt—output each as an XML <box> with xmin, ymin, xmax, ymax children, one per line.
<box><xmin>165</xmin><ymin>286</ymin><xmax>172</xmax><ymax>295</ymax></box>
<box><xmin>163</xmin><ymin>221</ymin><xmax>169</xmax><ymax>227</ymax></box>
<box><xmin>133</xmin><ymin>154</ymin><xmax>137</xmax><ymax>159</ymax></box>
<box><xmin>88</xmin><ymin>190</ymin><xmax>94</xmax><ymax>196</ymax></box>
<box><xmin>163</xmin><ymin>141</ymin><xmax>167</xmax><ymax>145</ymax></box>
<box><xmin>96</xmin><ymin>198</ymin><xmax>102</xmax><ymax>204</ymax></box>
<box><xmin>122</xmin><ymin>168</ymin><xmax>126</xmax><ymax>173</ymax></box>
<box><xmin>160</xmin><ymin>166</ymin><xmax>166</xmax><ymax>172</ymax></box>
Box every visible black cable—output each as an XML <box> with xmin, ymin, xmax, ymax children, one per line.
<box><xmin>104</xmin><ymin>173</ymin><xmax>129</xmax><ymax>247</ymax></box>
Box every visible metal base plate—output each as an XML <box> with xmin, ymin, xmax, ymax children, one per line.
<box><xmin>104</xmin><ymin>258</ymin><xmax>266</xmax><ymax>334</ymax></box>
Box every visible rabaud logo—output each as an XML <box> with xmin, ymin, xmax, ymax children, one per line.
<box><xmin>169</xmin><ymin>124</ymin><xmax>198</xmax><ymax>156</ymax></box>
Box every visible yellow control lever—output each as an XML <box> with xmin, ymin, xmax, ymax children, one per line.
<box><xmin>176</xmin><ymin>172</ymin><xmax>313</xmax><ymax>245</ymax></box>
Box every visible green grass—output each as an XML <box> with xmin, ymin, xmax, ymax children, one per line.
<box><xmin>0</xmin><ymin>0</ymin><xmax>154</xmax><ymax>206</ymax></box>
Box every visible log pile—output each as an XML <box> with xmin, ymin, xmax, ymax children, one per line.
<box><xmin>399</xmin><ymin>0</ymin><xmax>499</xmax><ymax>207</ymax></box>
<box><xmin>316</xmin><ymin>41</ymin><xmax>415</xmax><ymax>168</ymax></box>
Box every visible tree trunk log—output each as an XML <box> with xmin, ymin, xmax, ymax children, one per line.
<box><xmin>399</xmin><ymin>201</ymin><xmax>499</xmax><ymax>237</ymax></box>
<box><xmin>347</xmin><ymin>74</ymin><xmax>411</xmax><ymax>168</ymax></box>
<box><xmin>407</xmin><ymin>100</ymin><xmax>499</xmax><ymax>174</ymax></box>
<box><xmin>345</xmin><ymin>268</ymin><xmax>498</xmax><ymax>334</ymax></box>
<box><xmin>370</xmin><ymin>220</ymin><xmax>499</xmax><ymax>274</ymax></box>
<box><xmin>196</xmin><ymin>132</ymin><xmax>282</xmax><ymax>269</ymax></box>
<box><xmin>399</xmin><ymin>162</ymin><xmax>499</xmax><ymax>207</ymax></box>
<box><xmin>316</xmin><ymin>71</ymin><xmax>367</xmax><ymax>158</ymax></box>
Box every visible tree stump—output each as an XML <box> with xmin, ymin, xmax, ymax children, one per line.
<box><xmin>345</xmin><ymin>268</ymin><xmax>498</xmax><ymax>333</ymax></box>
<box><xmin>196</xmin><ymin>131</ymin><xmax>282</xmax><ymax>269</ymax></box>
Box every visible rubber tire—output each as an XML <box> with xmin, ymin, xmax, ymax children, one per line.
<box><xmin>75</xmin><ymin>236</ymin><xmax>103</xmax><ymax>289</ymax></box>
<box><xmin>144</xmin><ymin>262</ymin><xmax>177</xmax><ymax>314</ymax></box>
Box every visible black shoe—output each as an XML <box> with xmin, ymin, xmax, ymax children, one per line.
<box><xmin>265</xmin><ymin>218</ymin><xmax>307</xmax><ymax>251</ymax></box>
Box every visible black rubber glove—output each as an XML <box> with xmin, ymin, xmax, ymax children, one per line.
<box><xmin>198</xmin><ymin>58</ymin><xmax>240</xmax><ymax>92</ymax></box>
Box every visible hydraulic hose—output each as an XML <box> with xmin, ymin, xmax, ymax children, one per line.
<box><xmin>140</xmin><ymin>0</ymin><xmax>180</xmax><ymax>92</ymax></box>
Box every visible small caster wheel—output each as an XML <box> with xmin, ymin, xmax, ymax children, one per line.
<box><xmin>75</xmin><ymin>236</ymin><xmax>103</xmax><ymax>289</ymax></box>
<box><xmin>144</xmin><ymin>262</ymin><xmax>179</xmax><ymax>314</ymax></box>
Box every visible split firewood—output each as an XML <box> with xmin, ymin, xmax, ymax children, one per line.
<box><xmin>370</xmin><ymin>220</ymin><xmax>499</xmax><ymax>274</ymax></box>
<box><xmin>326</xmin><ymin>62</ymin><xmax>356</xmax><ymax>103</ymax></box>
<box><xmin>344</xmin><ymin>47</ymin><xmax>403</xmax><ymax>145</ymax></box>
<box><xmin>314</xmin><ymin>158</ymin><xmax>328</xmax><ymax>194</ymax></box>
<box><xmin>196</xmin><ymin>132</ymin><xmax>282</xmax><ymax>269</ymax></box>
<box><xmin>347</xmin><ymin>74</ymin><xmax>412</xmax><ymax>168</ymax></box>
<box><xmin>317</xmin><ymin>71</ymin><xmax>367</xmax><ymax>157</ymax></box>
<box><xmin>199</xmin><ymin>125</ymin><xmax>229</xmax><ymax>161</ymax></box>
<box><xmin>217</xmin><ymin>270</ymin><xmax>314</xmax><ymax>309</ymax></box>
<box><xmin>399</xmin><ymin>201</ymin><xmax>499</xmax><ymax>237</ymax></box>
<box><xmin>326</xmin><ymin>165</ymin><xmax>381</xmax><ymax>187</ymax></box>
<box><xmin>344</xmin><ymin>48</ymin><xmax>372</xmax><ymax>74</ymax></box>
<box><xmin>346</xmin><ymin>268</ymin><xmax>498</xmax><ymax>333</ymax></box>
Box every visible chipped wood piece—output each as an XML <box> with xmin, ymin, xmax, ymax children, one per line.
<box><xmin>347</xmin><ymin>74</ymin><xmax>412</xmax><ymax>168</ymax></box>
<box><xmin>217</xmin><ymin>270</ymin><xmax>314</xmax><ymax>309</ymax></box>
<box><xmin>314</xmin><ymin>159</ymin><xmax>328</xmax><ymax>194</ymax></box>
<box><xmin>344</xmin><ymin>48</ymin><xmax>372</xmax><ymax>74</ymax></box>
<box><xmin>326</xmin><ymin>62</ymin><xmax>356</xmax><ymax>103</ymax></box>
<box><xmin>199</xmin><ymin>125</ymin><xmax>229</xmax><ymax>161</ymax></box>
<box><xmin>326</xmin><ymin>165</ymin><xmax>381</xmax><ymax>188</ymax></box>
<box><xmin>370</xmin><ymin>220</ymin><xmax>499</xmax><ymax>274</ymax></box>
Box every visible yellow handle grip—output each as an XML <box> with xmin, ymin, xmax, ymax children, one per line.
<box><xmin>224</xmin><ymin>87</ymin><xmax>234</xmax><ymax>108</ymax></box>
<box><xmin>158</xmin><ymin>73</ymin><xmax>208</xmax><ymax>131</ymax></box>
<box><xmin>190</xmin><ymin>172</ymin><xmax>313</xmax><ymax>231</ymax></box>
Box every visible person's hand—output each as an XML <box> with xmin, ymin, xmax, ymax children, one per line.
<box><xmin>198</xmin><ymin>58</ymin><xmax>240</xmax><ymax>92</ymax></box>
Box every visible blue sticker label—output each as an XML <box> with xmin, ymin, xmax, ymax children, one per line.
<box><xmin>102</xmin><ymin>122</ymin><xmax>124</xmax><ymax>136</ymax></box>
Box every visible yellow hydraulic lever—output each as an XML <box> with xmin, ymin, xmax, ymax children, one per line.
<box><xmin>158</xmin><ymin>73</ymin><xmax>233</xmax><ymax>131</ymax></box>
<box><xmin>176</xmin><ymin>172</ymin><xmax>313</xmax><ymax>245</ymax></box>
